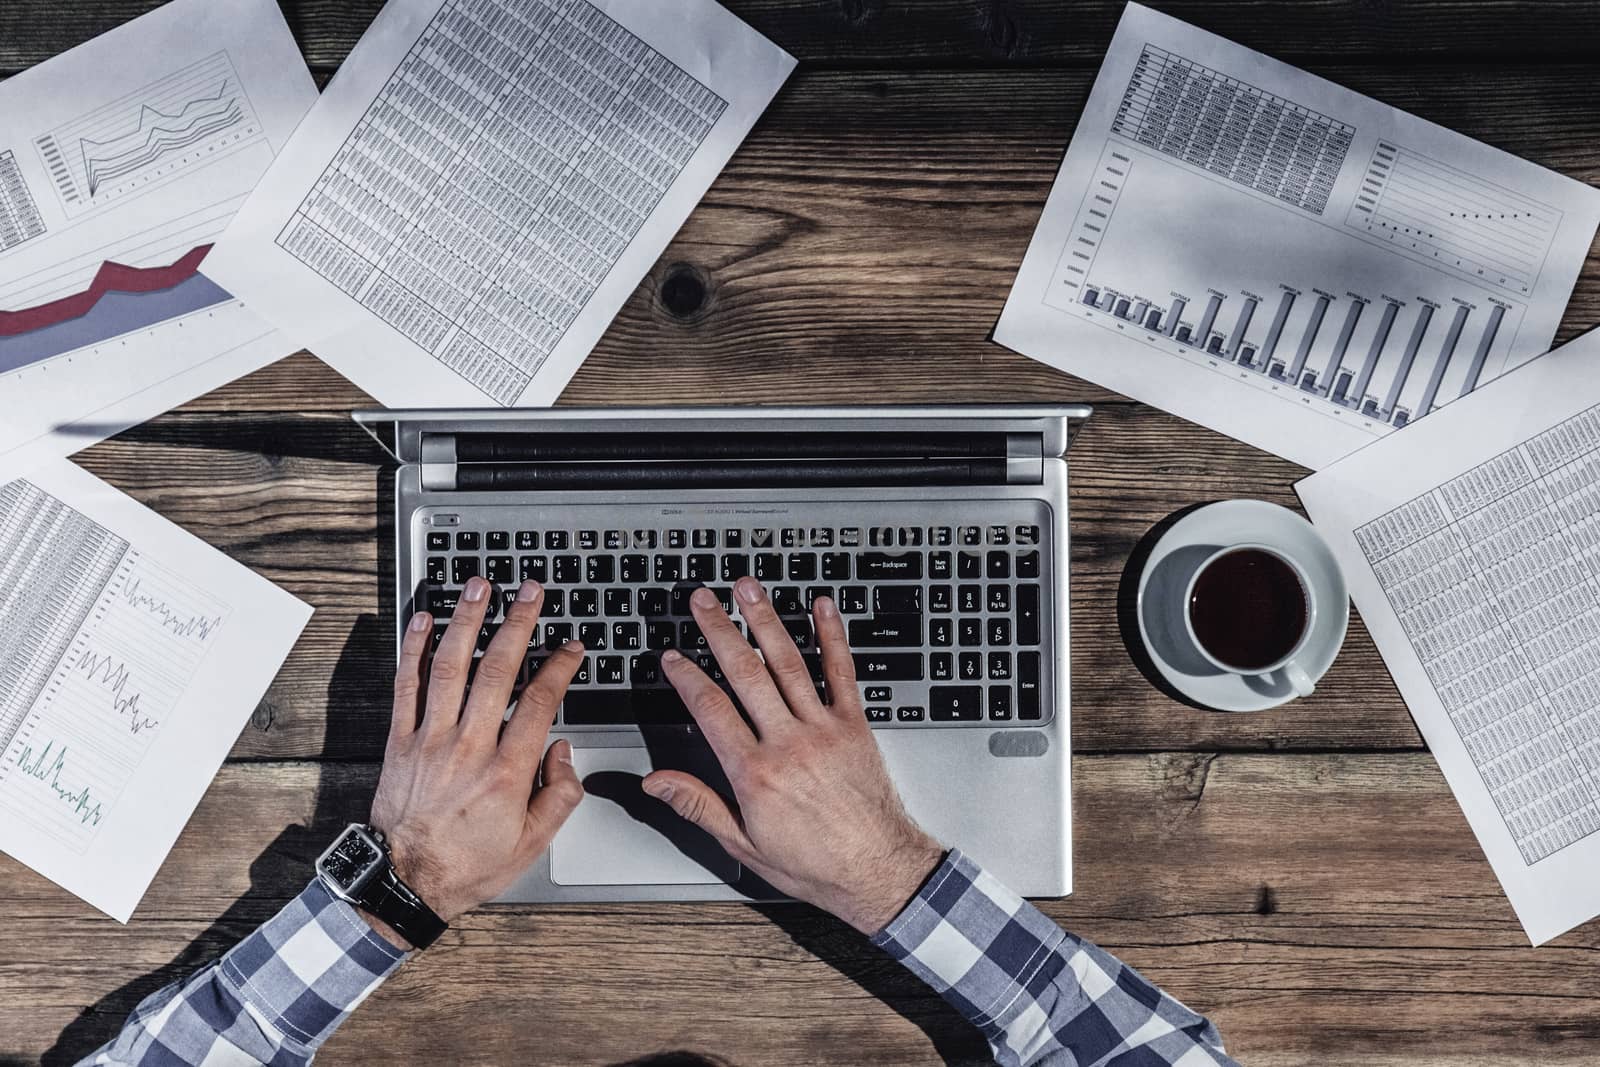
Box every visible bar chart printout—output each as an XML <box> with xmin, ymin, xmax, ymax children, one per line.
<box><xmin>996</xmin><ymin>3</ymin><xmax>1600</xmax><ymax>470</ymax></box>
<box><xmin>0</xmin><ymin>460</ymin><xmax>310</xmax><ymax>921</ymax></box>
<box><xmin>1298</xmin><ymin>333</ymin><xmax>1600</xmax><ymax>945</ymax></box>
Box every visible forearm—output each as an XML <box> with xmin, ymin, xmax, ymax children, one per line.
<box><xmin>82</xmin><ymin>879</ymin><xmax>408</xmax><ymax>1066</ymax></box>
<box><xmin>873</xmin><ymin>851</ymin><xmax>1236</xmax><ymax>1067</ymax></box>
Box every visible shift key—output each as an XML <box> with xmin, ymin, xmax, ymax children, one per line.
<box><xmin>854</xmin><ymin>653</ymin><xmax>924</xmax><ymax>680</ymax></box>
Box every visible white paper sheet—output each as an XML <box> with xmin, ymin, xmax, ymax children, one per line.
<box><xmin>1298</xmin><ymin>331</ymin><xmax>1600</xmax><ymax>944</ymax></box>
<box><xmin>206</xmin><ymin>0</ymin><xmax>795</xmax><ymax>409</ymax></box>
<box><xmin>995</xmin><ymin>2</ymin><xmax>1600</xmax><ymax>470</ymax></box>
<box><xmin>0</xmin><ymin>0</ymin><xmax>317</xmax><ymax>481</ymax></box>
<box><xmin>0</xmin><ymin>458</ymin><xmax>312</xmax><ymax>921</ymax></box>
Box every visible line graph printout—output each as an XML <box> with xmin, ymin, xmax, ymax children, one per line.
<box><xmin>1299</xmin><ymin>331</ymin><xmax>1600</xmax><ymax>945</ymax></box>
<box><xmin>0</xmin><ymin>0</ymin><xmax>316</xmax><ymax>483</ymax></box>
<box><xmin>0</xmin><ymin>459</ymin><xmax>310</xmax><ymax>921</ymax></box>
<box><xmin>996</xmin><ymin>3</ymin><xmax>1600</xmax><ymax>471</ymax></box>
<box><xmin>207</xmin><ymin>0</ymin><xmax>795</xmax><ymax>409</ymax></box>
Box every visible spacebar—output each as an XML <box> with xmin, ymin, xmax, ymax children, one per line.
<box><xmin>562</xmin><ymin>689</ymin><xmax>695</xmax><ymax>726</ymax></box>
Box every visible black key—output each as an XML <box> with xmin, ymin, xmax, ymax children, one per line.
<box><xmin>896</xmin><ymin>706</ymin><xmax>925</xmax><ymax>722</ymax></box>
<box><xmin>959</xmin><ymin>652</ymin><xmax>982</xmax><ymax>681</ymax></box>
<box><xmin>873</xmin><ymin>586</ymin><xmax>922</xmax><ymax>613</ymax></box>
<box><xmin>426</xmin><ymin>557</ymin><xmax>448</xmax><ymax>584</ymax></box>
<box><xmin>989</xmin><ymin>687</ymin><xmax>1013</xmax><ymax>720</ymax></box>
<box><xmin>750</xmin><ymin>528</ymin><xmax>774</xmax><ymax>549</ymax></box>
<box><xmin>754</xmin><ymin>553</ymin><xmax>783</xmax><ymax>581</ymax></box>
<box><xmin>499</xmin><ymin>589</ymin><xmax>517</xmax><ymax>618</ymax></box>
<box><xmin>928</xmin><ymin>584</ymin><xmax>953</xmax><ymax>613</ymax></box>
<box><xmin>569</xmin><ymin>589</ymin><xmax>599</xmax><ymax>617</ymax></box>
<box><xmin>544</xmin><ymin>622</ymin><xmax>573</xmax><ymax>649</ymax></box>
<box><xmin>721</xmin><ymin>554</ymin><xmax>750</xmax><ymax>581</ymax></box>
<box><xmin>787</xmin><ymin>554</ymin><xmax>817</xmax><ymax>581</ymax></box>
<box><xmin>586</xmin><ymin>556</ymin><xmax>615</xmax><ymax>583</ymax></box>
<box><xmin>427</xmin><ymin>532</ymin><xmax>450</xmax><ymax>551</ymax></box>
<box><xmin>804</xmin><ymin>586</ymin><xmax>834</xmax><ymax>609</ymax></box>
<box><xmin>930</xmin><ymin>686</ymin><xmax>982</xmax><ymax>722</ymax></box>
<box><xmin>822</xmin><ymin>553</ymin><xmax>851</xmax><ymax>580</ymax></box>
<box><xmin>579</xmin><ymin>623</ymin><xmax>608</xmax><ymax>649</ymax></box>
<box><xmin>486</xmin><ymin>556</ymin><xmax>515</xmax><ymax>584</ymax></box>
<box><xmin>1018</xmin><ymin>585</ymin><xmax>1041</xmax><ymax>646</ymax></box>
<box><xmin>987</xmin><ymin>551</ymin><xmax>1011</xmax><ymax>579</ymax></box>
<box><xmin>667</xmin><ymin>530</ymin><xmax>688</xmax><ymax>549</ymax></box>
<box><xmin>477</xmin><ymin>623</ymin><xmax>499</xmax><ymax>652</ymax></box>
<box><xmin>1019</xmin><ymin>652</ymin><xmax>1041</xmax><ymax>719</ymax></box>
<box><xmin>929</xmin><ymin>552</ymin><xmax>953</xmax><ymax>579</ymax></box>
<box><xmin>610</xmin><ymin>623</ymin><xmax>642</xmax><ymax>651</ymax></box>
<box><xmin>854</xmin><ymin>653</ymin><xmax>924</xmax><ymax>680</ymax></box>
<box><xmin>630</xmin><ymin>653</ymin><xmax>661</xmax><ymax>686</ymax></box>
<box><xmin>680</xmin><ymin>621</ymin><xmax>707</xmax><ymax>650</ymax></box>
<box><xmin>487</xmin><ymin>531</ymin><xmax>510</xmax><ymax>551</ymax></box>
<box><xmin>522</xmin><ymin>653</ymin><xmax>547</xmax><ymax>683</ymax></box>
<box><xmin>960</xmin><ymin>526</ymin><xmax>982</xmax><ymax>546</ymax></box>
<box><xmin>562</xmin><ymin>689</ymin><xmax>693</xmax><ymax>725</ymax></box>
<box><xmin>724</xmin><ymin>529</ymin><xmax>744</xmax><ymax>548</ymax></box>
<box><xmin>858</xmin><ymin>552</ymin><xmax>922</xmax><ymax>580</ymax></box>
<box><xmin>572</xmin><ymin>657</ymin><xmax>594</xmax><ymax>686</ymax></box>
<box><xmin>989</xmin><ymin>525</ymin><xmax>1010</xmax><ymax>546</ymax></box>
<box><xmin>839</xmin><ymin>586</ymin><xmax>869</xmax><ymax>614</ymax></box>
<box><xmin>957</xmin><ymin>552</ymin><xmax>981</xmax><ymax>579</ymax></box>
<box><xmin>696</xmin><ymin>652</ymin><xmax>724</xmax><ymax>683</ymax></box>
<box><xmin>456</xmin><ymin>531</ymin><xmax>480</xmax><ymax>551</ymax></box>
<box><xmin>930</xmin><ymin>618</ymin><xmax>954</xmax><ymax>646</ymax></box>
<box><xmin>988</xmin><ymin>585</ymin><xmax>1011</xmax><ymax>612</ymax></box>
<box><xmin>810</xmin><ymin>528</ymin><xmax>834</xmax><ymax>547</ymax></box>
<box><xmin>654</xmin><ymin>555</ymin><xmax>683</xmax><ymax>582</ymax></box>
<box><xmin>543</xmin><ymin>589</ymin><xmax>565</xmax><ymax>617</ymax></box>
<box><xmin>596</xmin><ymin>656</ymin><xmax>625</xmax><ymax>685</ymax></box>
<box><xmin>864</xmin><ymin>686</ymin><xmax>892</xmax><ymax>702</ymax></box>
<box><xmin>452</xmin><ymin>557</ymin><xmax>480</xmax><ymax>584</ymax></box>
<box><xmin>709</xmin><ymin>586</ymin><xmax>734</xmax><ymax>613</ymax></box>
<box><xmin>866</xmin><ymin>706</ymin><xmax>892</xmax><ymax>723</ymax></box>
<box><xmin>520</xmin><ymin>556</ymin><xmax>547</xmax><ymax>583</ymax></box>
<box><xmin>620</xmin><ymin>555</ymin><xmax>649</xmax><ymax>582</ymax></box>
<box><xmin>988</xmin><ymin>618</ymin><xmax>1012</xmax><ymax>646</ymax></box>
<box><xmin>670</xmin><ymin>586</ymin><xmax>697</xmax><ymax>615</ymax></box>
<box><xmin>784</xmin><ymin>618</ymin><xmax>813</xmax><ymax>649</ymax></box>
<box><xmin>639</xmin><ymin>588</ymin><xmax>669</xmax><ymax>617</ymax></box>
<box><xmin>426</xmin><ymin>588</ymin><xmax>461</xmax><ymax>615</ymax></box>
<box><xmin>839</xmin><ymin>527</ymin><xmax>862</xmax><ymax>547</ymax></box>
<box><xmin>604</xmin><ymin>530</ymin><xmax>626</xmax><ymax>550</ymax></box>
<box><xmin>849</xmin><ymin>615</ymin><xmax>924</xmax><ymax>647</ymax></box>
<box><xmin>1017</xmin><ymin>551</ymin><xmax>1041</xmax><ymax>579</ymax></box>
<box><xmin>578</xmin><ymin>530</ymin><xmax>599</xmax><ymax>551</ymax></box>
<box><xmin>932</xmin><ymin>527</ymin><xmax>953</xmax><ymax>546</ymax></box>
<box><xmin>688</xmin><ymin>554</ymin><xmax>716</xmax><ymax>582</ymax></box>
<box><xmin>605</xmin><ymin>589</ymin><xmax>632</xmax><ymax>616</ymax></box>
<box><xmin>958</xmin><ymin>586</ymin><xmax>981</xmax><ymax>613</ymax></box>
<box><xmin>646</xmin><ymin>621</ymin><xmax>676</xmax><ymax>649</ymax></box>
<box><xmin>988</xmin><ymin>652</ymin><xmax>1012</xmax><ymax>680</ymax></box>
<box><xmin>931</xmin><ymin>652</ymin><xmax>954</xmax><ymax>680</ymax></box>
<box><xmin>546</xmin><ymin>531</ymin><xmax>569</xmax><ymax>550</ymax></box>
<box><xmin>781</xmin><ymin>529</ymin><xmax>800</xmax><ymax>549</ymax></box>
<box><xmin>516</xmin><ymin>531</ymin><xmax>538</xmax><ymax>551</ymax></box>
<box><xmin>959</xmin><ymin>618</ymin><xmax>982</xmax><ymax>646</ymax></box>
<box><xmin>693</xmin><ymin>529</ymin><xmax>717</xmax><ymax>549</ymax></box>
<box><xmin>773</xmin><ymin>586</ymin><xmax>804</xmax><ymax>615</ymax></box>
<box><xmin>431</xmin><ymin>624</ymin><xmax>449</xmax><ymax>650</ymax></box>
<box><xmin>1017</xmin><ymin>525</ymin><xmax>1041</xmax><ymax>545</ymax></box>
<box><xmin>633</xmin><ymin>530</ymin><xmax>658</xmax><ymax>549</ymax></box>
<box><xmin>553</xmin><ymin>556</ymin><xmax>582</xmax><ymax>583</ymax></box>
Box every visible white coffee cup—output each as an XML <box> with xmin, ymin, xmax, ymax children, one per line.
<box><xmin>1182</xmin><ymin>542</ymin><xmax>1318</xmax><ymax>698</ymax></box>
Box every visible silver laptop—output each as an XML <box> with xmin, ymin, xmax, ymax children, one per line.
<box><xmin>356</xmin><ymin>406</ymin><xmax>1088</xmax><ymax>902</ymax></box>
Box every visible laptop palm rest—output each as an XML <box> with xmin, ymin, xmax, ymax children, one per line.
<box><xmin>550</xmin><ymin>737</ymin><xmax>741</xmax><ymax>887</ymax></box>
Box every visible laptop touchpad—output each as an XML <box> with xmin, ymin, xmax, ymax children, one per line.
<box><xmin>551</xmin><ymin>743</ymin><xmax>740</xmax><ymax>886</ymax></box>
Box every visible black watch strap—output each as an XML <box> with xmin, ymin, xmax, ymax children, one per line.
<box><xmin>362</xmin><ymin>864</ymin><xmax>448</xmax><ymax>950</ymax></box>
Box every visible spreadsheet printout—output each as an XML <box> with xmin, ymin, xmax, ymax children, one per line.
<box><xmin>0</xmin><ymin>458</ymin><xmax>310</xmax><ymax>921</ymax></box>
<box><xmin>207</xmin><ymin>0</ymin><xmax>794</xmax><ymax>408</ymax></box>
<box><xmin>995</xmin><ymin>3</ymin><xmax>1600</xmax><ymax>471</ymax></box>
<box><xmin>1299</xmin><ymin>331</ymin><xmax>1600</xmax><ymax>944</ymax></box>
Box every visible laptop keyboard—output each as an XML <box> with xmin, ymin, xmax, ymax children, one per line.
<box><xmin>409</xmin><ymin>519</ymin><xmax>1049</xmax><ymax>729</ymax></box>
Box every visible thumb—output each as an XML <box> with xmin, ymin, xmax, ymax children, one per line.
<box><xmin>524</xmin><ymin>740</ymin><xmax>584</xmax><ymax>847</ymax></box>
<box><xmin>642</xmin><ymin>771</ymin><xmax>754</xmax><ymax>859</ymax></box>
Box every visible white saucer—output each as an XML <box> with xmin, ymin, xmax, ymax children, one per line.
<box><xmin>1134</xmin><ymin>500</ymin><xmax>1349</xmax><ymax>713</ymax></box>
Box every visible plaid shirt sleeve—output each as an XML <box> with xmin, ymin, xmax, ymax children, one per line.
<box><xmin>81</xmin><ymin>878</ymin><xmax>408</xmax><ymax>1066</ymax></box>
<box><xmin>873</xmin><ymin>850</ymin><xmax>1236</xmax><ymax>1067</ymax></box>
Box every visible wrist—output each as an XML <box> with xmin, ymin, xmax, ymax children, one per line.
<box><xmin>845</xmin><ymin>836</ymin><xmax>946</xmax><ymax>936</ymax></box>
<box><xmin>357</xmin><ymin>908</ymin><xmax>415</xmax><ymax>951</ymax></box>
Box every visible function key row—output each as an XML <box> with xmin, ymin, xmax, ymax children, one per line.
<box><xmin>426</xmin><ymin>524</ymin><xmax>1042</xmax><ymax>554</ymax></box>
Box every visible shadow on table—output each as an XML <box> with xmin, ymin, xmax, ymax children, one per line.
<box><xmin>1115</xmin><ymin>502</ymin><xmax>1217</xmax><ymax>712</ymax></box>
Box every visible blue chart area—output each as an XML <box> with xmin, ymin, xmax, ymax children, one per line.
<box><xmin>0</xmin><ymin>272</ymin><xmax>231</xmax><ymax>374</ymax></box>
<box><xmin>32</xmin><ymin>52</ymin><xmax>262</xmax><ymax>217</ymax></box>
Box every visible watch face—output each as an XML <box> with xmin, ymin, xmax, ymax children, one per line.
<box><xmin>319</xmin><ymin>827</ymin><xmax>383</xmax><ymax>893</ymax></box>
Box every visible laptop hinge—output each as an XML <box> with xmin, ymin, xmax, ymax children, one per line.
<box><xmin>1006</xmin><ymin>433</ymin><xmax>1044</xmax><ymax>484</ymax></box>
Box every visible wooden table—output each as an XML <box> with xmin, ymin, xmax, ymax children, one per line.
<box><xmin>5</xmin><ymin>2</ymin><xmax>1600</xmax><ymax>1064</ymax></box>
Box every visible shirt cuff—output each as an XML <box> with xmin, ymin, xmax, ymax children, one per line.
<box><xmin>871</xmin><ymin>848</ymin><xmax>1070</xmax><ymax>1032</ymax></box>
<box><xmin>217</xmin><ymin>877</ymin><xmax>410</xmax><ymax>1053</ymax></box>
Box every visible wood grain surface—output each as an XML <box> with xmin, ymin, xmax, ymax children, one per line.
<box><xmin>3</xmin><ymin>1</ymin><xmax>1600</xmax><ymax>1065</ymax></box>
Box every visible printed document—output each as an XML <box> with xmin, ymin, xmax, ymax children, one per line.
<box><xmin>0</xmin><ymin>458</ymin><xmax>312</xmax><ymax>921</ymax></box>
<box><xmin>996</xmin><ymin>3</ymin><xmax>1600</xmax><ymax>470</ymax></box>
<box><xmin>207</xmin><ymin>0</ymin><xmax>796</xmax><ymax>408</ymax></box>
<box><xmin>0</xmin><ymin>0</ymin><xmax>316</xmax><ymax>480</ymax></box>
<box><xmin>1298</xmin><ymin>331</ymin><xmax>1600</xmax><ymax>944</ymax></box>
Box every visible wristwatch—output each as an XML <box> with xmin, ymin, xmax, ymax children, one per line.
<box><xmin>315</xmin><ymin>823</ymin><xmax>448</xmax><ymax>950</ymax></box>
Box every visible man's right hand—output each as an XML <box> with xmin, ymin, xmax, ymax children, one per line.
<box><xmin>642</xmin><ymin>577</ymin><xmax>945</xmax><ymax>935</ymax></box>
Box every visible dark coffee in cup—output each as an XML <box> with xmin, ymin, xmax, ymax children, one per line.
<box><xmin>1187</xmin><ymin>548</ymin><xmax>1308</xmax><ymax>671</ymax></box>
